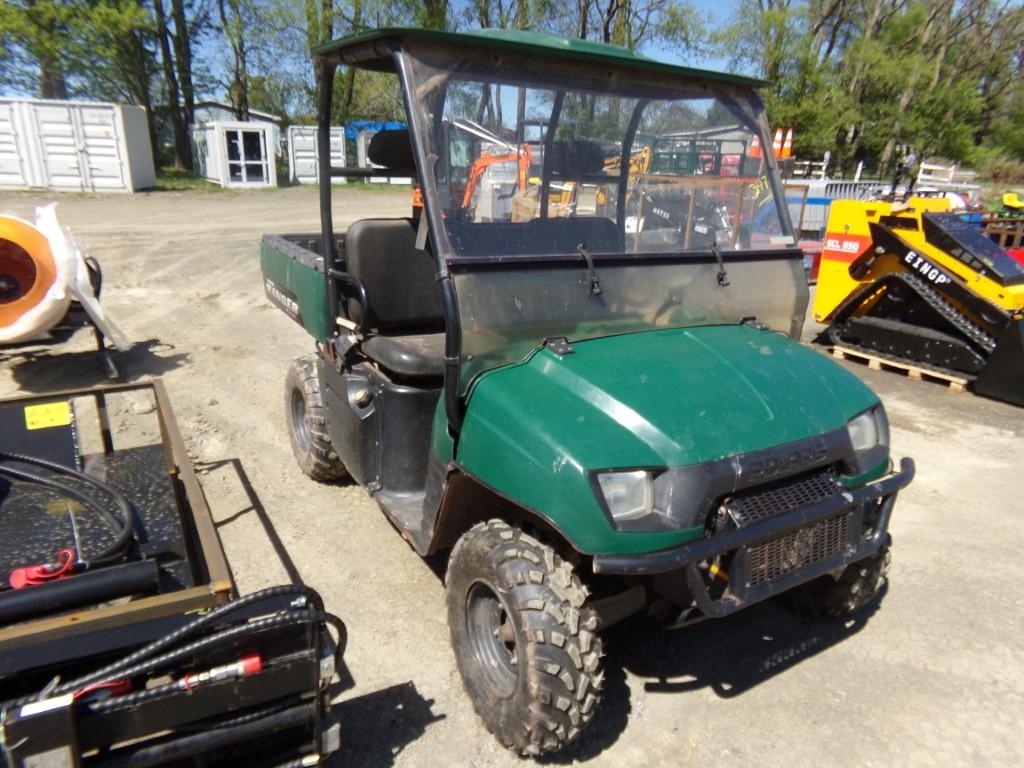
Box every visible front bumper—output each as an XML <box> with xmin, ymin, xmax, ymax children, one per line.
<box><xmin>592</xmin><ymin>457</ymin><xmax>915</xmax><ymax>618</ymax></box>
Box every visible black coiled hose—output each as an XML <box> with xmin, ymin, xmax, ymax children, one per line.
<box><xmin>1</xmin><ymin>585</ymin><xmax>346</xmax><ymax>710</ymax></box>
<box><xmin>0</xmin><ymin>451</ymin><xmax>136</xmax><ymax>568</ymax></box>
<box><xmin>58</xmin><ymin>584</ymin><xmax>329</xmax><ymax>696</ymax></box>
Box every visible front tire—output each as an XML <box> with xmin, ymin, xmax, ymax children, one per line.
<box><xmin>284</xmin><ymin>356</ymin><xmax>346</xmax><ymax>482</ymax></box>
<box><xmin>781</xmin><ymin>535</ymin><xmax>891</xmax><ymax>618</ymax></box>
<box><xmin>446</xmin><ymin>520</ymin><xmax>603</xmax><ymax>756</ymax></box>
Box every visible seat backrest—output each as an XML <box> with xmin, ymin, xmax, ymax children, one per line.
<box><xmin>367</xmin><ymin>130</ymin><xmax>417</xmax><ymax>177</ymax></box>
<box><xmin>345</xmin><ymin>218</ymin><xmax>443</xmax><ymax>333</ymax></box>
<box><xmin>547</xmin><ymin>139</ymin><xmax>606</xmax><ymax>179</ymax></box>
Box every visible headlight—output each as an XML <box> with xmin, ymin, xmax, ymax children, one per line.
<box><xmin>846</xmin><ymin>405</ymin><xmax>889</xmax><ymax>474</ymax></box>
<box><xmin>596</xmin><ymin>471</ymin><xmax>653</xmax><ymax>523</ymax></box>
<box><xmin>594</xmin><ymin>469</ymin><xmax>697</xmax><ymax>532</ymax></box>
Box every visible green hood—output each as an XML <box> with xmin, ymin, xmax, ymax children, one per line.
<box><xmin>455</xmin><ymin>324</ymin><xmax>879</xmax><ymax>554</ymax></box>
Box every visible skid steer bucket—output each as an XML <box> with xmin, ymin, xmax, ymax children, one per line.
<box><xmin>974</xmin><ymin>318</ymin><xmax>1024</xmax><ymax>406</ymax></box>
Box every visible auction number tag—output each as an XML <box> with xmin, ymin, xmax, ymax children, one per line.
<box><xmin>24</xmin><ymin>401</ymin><xmax>72</xmax><ymax>431</ymax></box>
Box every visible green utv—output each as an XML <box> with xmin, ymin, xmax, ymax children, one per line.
<box><xmin>261</xmin><ymin>28</ymin><xmax>914</xmax><ymax>756</ymax></box>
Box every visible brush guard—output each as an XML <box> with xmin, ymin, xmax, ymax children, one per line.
<box><xmin>593</xmin><ymin>459</ymin><xmax>914</xmax><ymax>618</ymax></box>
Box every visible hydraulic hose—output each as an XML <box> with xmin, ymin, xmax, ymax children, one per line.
<box><xmin>51</xmin><ymin>584</ymin><xmax>327</xmax><ymax>696</ymax></box>
<box><xmin>66</xmin><ymin>610</ymin><xmax>323</xmax><ymax>702</ymax></box>
<box><xmin>1</xmin><ymin>607</ymin><xmax>326</xmax><ymax>711</ymax></box>
<box><xmin>0</xmin><ymin>451</ymin><xmax>136</xmax><ymax>567</ymax></box>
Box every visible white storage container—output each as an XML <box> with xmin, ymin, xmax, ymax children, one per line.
<box><xmin>286</xmin><ymin>125</ymin><xmax>346</xmax><ymax>185</ymax></box>
<box><xmin>191</xmin><ymin>121</ymin><xmax>277</xmax><ymax>188</ymax></box>
<box><xmin>0</xmin><ymin>98</ymin><xmax>155</xmax><ymax>193</ymax></box>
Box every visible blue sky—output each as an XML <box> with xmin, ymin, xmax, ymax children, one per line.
<box><xmin>645</xmin><ymin>0</ymin><xmax>738</xmax><ymax>73</ymax></box>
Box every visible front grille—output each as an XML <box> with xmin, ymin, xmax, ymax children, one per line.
<box><xmin>747</xmin><ymin>513</ymin><xmax>852</xmax><ymax>587</ymax></box>
<box><xmin>726</xmin><ymin>469</ymin><xmax>840</xmax><ymax>527</ymax></box>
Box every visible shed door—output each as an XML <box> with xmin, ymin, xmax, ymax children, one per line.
<box><xmin>30</xmin><ymin>103</ymin><xmax>85</xmax><ymax>190</ymax></box>
<box><xmin>225</xmin><ymin>128</ymin><xmax>268</xmax><ymax>185</ymax></box>
<box><xmin>289</xmin><ymin>126</ymin><xmax>317</xmax><ymax>183</ymax></box>
<box><xmin>288</xmin><ymin>126</ymin><xmax>345</xmax><ymax>185</ymax></box>
<box><xmin>77</xmin><ymin>106</ymin><xmax>127</xmax><ymax>190</ymax></box>
<box><xmin>30</xmin><ymin>103</ymin><xmax>128</xmax><ymax>191</ymax></box>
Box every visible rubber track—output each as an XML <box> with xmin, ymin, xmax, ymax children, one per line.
<box><xmin>827</xmin><ymin>271</ymin><xmax>997</xmax><ymax>378</ymax></box>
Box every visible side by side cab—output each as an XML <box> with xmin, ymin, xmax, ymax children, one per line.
<box><xmin>261</xmin><ymin>28</ymin><xmax>914</xmax><ymax>755</ymax></box>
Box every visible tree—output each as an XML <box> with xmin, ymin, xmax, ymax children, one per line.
<box><xmin>171</xmin><ymin>0</ymin><xmax>197</xmax><ymax>136</ymax></box>
<box><xmin>218</xmin><ymin>0</ymin><xmax>250</xmax><ymax>119</ymax></box>
<box><xmin>0</xmin><ymin>1</ymin><xmax>72</xmax><ymax>97</ymax></box>
<box><xmin>154</xmin><ymin>0</ymin><xmax>191</xmax><ymax>168</ymax></box>
<box><xmin>552</xmin><ymin>0</ymin><xmax>706</xmax><ymax>55</ymax></box>
<box><xmin>714</xmin><ymin>0</ymin><xmax>1024</xmax><ymax>177</ymax></box>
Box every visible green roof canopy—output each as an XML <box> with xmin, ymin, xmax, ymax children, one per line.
<box><xmin>313</xmin><ymin>27</ymin><xmax>768</xmax><ymax>89</ymax></box>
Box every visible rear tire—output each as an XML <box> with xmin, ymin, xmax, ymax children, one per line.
<box><xmin>780</xmin><ymin>535</ymin><xmax>891</xmax><ymax>618</ymax></box>
<box><xmin>284</xmin><ymin>356</ymin><xmax>346</xmax><ymax>482</ymax></box>
<box><xmin>446</xmin><ymin>520</ymin><xmax>603</xmax><ymax>756</ymax></box>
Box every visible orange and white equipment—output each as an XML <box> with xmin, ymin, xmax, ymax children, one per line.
<box><xmin>772</xmin><ymin>128</ymin><xmax>783</xmax><ymax>158</ymax></box>
<box><xmin>781</xmin><ymin>128</ymin><xmax>793</xmax><ymax>159</ymax></box>
<box><xmin>0</xmin><ymin>204</ymin><xmax>128</xmax><ymax>347</ymax></box>
<box><xmin>461</xmin><ymin>143</ymin><xmax>534</xmax><ymax>209</ymax></box>
<box><xmin>749</xmin><ymin>135</ymin><xmax>762</xmax><ymax>158</ymax></box>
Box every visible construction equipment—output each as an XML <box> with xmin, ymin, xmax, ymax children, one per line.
<box><xmin>462</xmin><ymin>144</ymin><xmax>532</xmax><ymax>210</ymax></box>
<box><xmin>1001</xmin><ymin>191</ymin><xmax>1024</xmax><ymax>217</ymax></box>
<box><xmin>813</xmin><ymin>197</ymin><xmax>1024</xmax><ymax>405</ymax></box>
<box><xmin>0</xmin><ymin>382</ymin><xmax>344</xmax><ymax>767</ymax></box>
<box><xmin>447</xmin><ymin>118</ymin><xmax>534</xmax><ymax>219</ymax></box>
<box><xmin>0</xmin><ymin>205</ymin><xmax>129</xmax><ymax>377</ymax></box>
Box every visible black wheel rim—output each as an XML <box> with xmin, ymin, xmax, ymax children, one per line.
<box><xmin>466</xmin><ymin>581</ymin><xmax>519</xmax><ymax>699</ymax></box>
<box><xmin>290</xmin><ymin>388</ymin><xmax>310</xmax><ymax>452</ymax></box>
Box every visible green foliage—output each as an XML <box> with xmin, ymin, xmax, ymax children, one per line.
<box><xmin>0</xmin><ymin>1</ymin><xmax>156</xmax><ymax>100</ymax></box>
<box><xmin>154</xmin><ymin>166</ymin><xmax>227</xmax><ymax>192</ymax></box>
<box><xmin>340</xmin><ymin>70</ymin><xmax>405</xmax><ymax>121</ymax></box>
<box><xmin>968</xmin><ymin>147</ymin><xmax>1024</xmax><ymax>186</ymax></box>
<box><xmin>715</xmin><ymin>0</ymin><xmax>1024</xmax><ymax>179</ymax></box>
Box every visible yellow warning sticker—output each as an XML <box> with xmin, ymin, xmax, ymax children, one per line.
<box><xmin>24</xmin><ymin>401</ymin><xmax>72</xmax><ymax>430</ymax></box>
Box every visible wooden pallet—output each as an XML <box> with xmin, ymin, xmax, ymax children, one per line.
<box><xmin>828</xmin><ymin>345</ymin><xmax>970</xmax><ymax>393</ymax></box>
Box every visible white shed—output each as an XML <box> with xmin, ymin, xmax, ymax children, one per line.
<box><xmin>286</xmin><ymin>125</ymin><xmax>346</xmax><ymax>185</ymax></box>
<box><xmin>191</xmin><ymin>121</ymin><xmax>277</xmax><ymax>188</ymax></box>
<box><xmin>192</xmin><ymin>101</ymin><xmax>282</xmax><ymax>155</ymax></box>
<box><xmin>0</xmin><ymin>98</ymin><xmax>155</xmax><ymax>193</ymax></box>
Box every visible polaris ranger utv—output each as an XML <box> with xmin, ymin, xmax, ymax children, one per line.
<box><xmin>261</xmin><ymin>28</ymin><xmax>914</xmax><ymax>756</ymax></box>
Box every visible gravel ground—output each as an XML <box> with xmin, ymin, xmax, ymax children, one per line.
<box><xmin>1</xmin><ymin>185</ymin><xmax>1022</xmax><ymax>768</ymax></box>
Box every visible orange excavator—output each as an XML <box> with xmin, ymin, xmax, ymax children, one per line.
<box><xmin>412</xmin><ymin>119</ymin><xmax>533</xmax><ymax>217</ymax></box>
<box><xmin>455</xmin><ymin>118</ymin><xmax>533</xmax><ymax>210</ymax></box>
<box><xmin>462</xmin><ymin>143</ymin><xmax>533</xmax><ymax>208</ymax></box>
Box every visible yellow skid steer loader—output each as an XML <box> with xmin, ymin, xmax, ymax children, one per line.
<box><xmin>813</xmin><ymin>198</ymin><xmax>1024</xmax><ymax>405</ymax></box>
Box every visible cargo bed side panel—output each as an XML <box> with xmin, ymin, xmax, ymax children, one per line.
<box><xmin>261</xmin><ymin>234</ymin><xmax>338</xmax><ymax>340</ymax></box>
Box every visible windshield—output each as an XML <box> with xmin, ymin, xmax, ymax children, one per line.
<box><xmin>402</xmin><ymin>45</ymin><xmax>792</xmax><ymax>258</ymax></box>
<box><xmin>399</xmin><ymin>42</ymin><xmax>806</xmax><ymax>393</ymax></box>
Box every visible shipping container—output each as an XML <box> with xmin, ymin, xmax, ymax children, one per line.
<box><xmin>286</xmin><ymin>125</ymin><xmax>346</xmax><ymax>185</ymax></box>
<box><xmin>0</xmin><ymin>99</ymin><xmax>155</xmax><ymax>193</ymax></box>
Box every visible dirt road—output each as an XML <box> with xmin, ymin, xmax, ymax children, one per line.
<box><xmin>1</xmin><ymin>186</ymin><xmax>1021</xmax><ymax>768</ymax></box>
